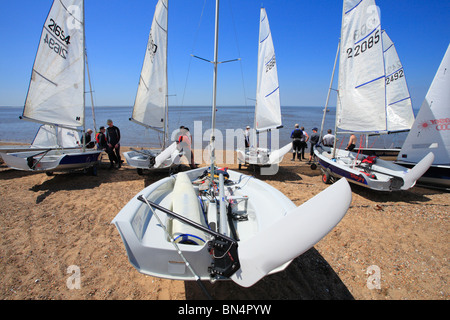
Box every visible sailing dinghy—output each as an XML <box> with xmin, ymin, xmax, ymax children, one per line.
<box><xmin>0</xmin><ymin>124</ymin><xmax>81</xmax><ymax>155</ymax></box>
<box><xmin>113</xmin><ymin>0</ymin><xmax>352</xmax><ymax>288</ymax></box>
<box><xmin>123</xmin><ymin>0</ymin><xmax>182</xmax><ymax>174</ymax></box>
<box><xmin>314</xmin><ymin>0</ymin><xmax>434</xmax><ymax>191</ymax></box>
<box><xmin>0</xmin><ymin>0</ymin><xmax>102</xmax><ymax>174</ymax></box>
<box><xmin>396</xmin><ymin>44</ymin><xmax>450</xmax><ymax>189</ymax></box>
<box><xmin>236</xmin><ymin>8</ymin><xmax>291</xmax><ymax>171</ymax></box>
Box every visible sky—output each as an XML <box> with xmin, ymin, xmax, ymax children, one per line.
<box><xmin>0</xmin><ymin>0</ymin><xmax>449</xmax><ymax>109</ymax></box>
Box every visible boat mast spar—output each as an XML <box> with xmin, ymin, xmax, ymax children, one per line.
<box><xmin>209</xmin><ymin>0</ymin><xmax>220</xmax><ymax>183</ymax></box>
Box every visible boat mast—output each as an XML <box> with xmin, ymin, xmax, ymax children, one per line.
<box><xmin>320</xmin><ymin>40</ymin><xmax>340</xmax><ymax>141</ymax></box>
<box><xmin>82</xmin><ymin>0</ymin><xmax>86</xmax><ymax>153</ymax></box>
<box><xmin>85</xmin><ymin>50</ymin><xmax>97</xmax><ymax>133</ymax></box>
<box><xmin>210</xmin><ymin>0</ymin><xmax>220</xmax><ymax>182</ymax></box>
<box><xmin>163</xmin><ymin>0</ymin><xmax>169</xmax><ymax>149</ymax></box>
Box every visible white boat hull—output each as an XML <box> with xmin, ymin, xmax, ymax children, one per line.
<box><xmin>0</xmin><ymin>149</ymin><xmax>102</xmax><ymax>172</ymax></box>
<box><xmin>123</xmin><ymin>142</ymin><xmax>182</xmax><ymax>170</ymax></box>
<box><xmin>112</xmin><ymin>167</ymin><xmax>351</xmax><ymax>286</ymax></box>
<box><xmin>314</xmin><ymin>145</ymin><xmax>434</xmax><ymax>191</ymax></box>
<box><xmin>237</xmin><ymin>143</ymin><xmax>292</xmax><ymax>167</ymax></box>
<box><xmin>395</xmin><ymin>161</ymin><xmax>450</xmax><ymax>189</ymax></box>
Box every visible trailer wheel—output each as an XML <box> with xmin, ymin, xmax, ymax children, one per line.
<box><xmin>322</xmin><ymin>171</ymin><xmax>331</xmax><ymax>184</ymax></box>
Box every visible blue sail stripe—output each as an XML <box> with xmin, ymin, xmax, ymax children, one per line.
<box><xmin>383</xmin><ymin>44</ymin><xmax>394</xmax><ymax>53</ymax></box>
<box><xmin>355</xmin><ymin>24</ymin><xmax>380</xmax><ymax>45</ymax></box>
<box><xmin>386</xmin><ymin>67</ymin><xmax>403</xmax><ymax>77</ymax></box>
<box><xmin>355</xmin><ymin>75</ymin><xmax>384</xmax><ymax>89</ymax></box>
<box><xmin>260</xmin><ymin>33</ymin><xmax>270</xmax><ymax>44</ymax></box>
<box><xmin>265</xmin><ymin>56</ymin><xmax>275</xmax><ymax>66</ymax></box>
<box><xmin>265</xmin><ymin>87</ymin><xmax>279</xmax><ymax>98</ymax></box>
<box><xmin>345</xmin><ymin>0</ymin><xmax>363</xmax><ymax>14</ymax></box>
<box><xmin>388</xmin><ymin>96</ymin><xmax>411</xmax><ymax>106</ymax></box>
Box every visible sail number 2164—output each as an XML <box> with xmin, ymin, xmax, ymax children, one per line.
<box><xmin>346</xmin><ymin>30</ymin><xmax>380</xmax><ymax>59</ymax></box>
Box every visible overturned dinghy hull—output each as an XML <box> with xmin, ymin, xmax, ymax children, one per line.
<box><xmin>315</xmin><ymin>146</ymin><xmax>434</xmax><ymax>191</ymax></box>
<box><xmin>112</xmin><ymin>167</ymin><xmax>351</xmax><ymax>287</ymax></box>
<box><xmin>123</xmin><ymin>142</ymin><xmax>182</xmax><ymax>171</ymax></box>
<box><xmin>0</xmin><ymin>149</ymin><xmax>102</xmax><ymax>173</ymax></box>
<box><xmin>237</xmin><ymin>143</ymin><xmax>292</xmax><ymax>168</ymax></box>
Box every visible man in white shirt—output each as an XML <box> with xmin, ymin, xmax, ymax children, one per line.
<box><xmin>322</xmin><ymin>129</ymin><xmax>335</xmax><ymax>147</ymax></box>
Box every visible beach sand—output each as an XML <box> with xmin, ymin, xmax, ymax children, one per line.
<box><xmin>0</xmin><ymin>143</ymin><xmax>448</xmax><ymax>300</ymax></box>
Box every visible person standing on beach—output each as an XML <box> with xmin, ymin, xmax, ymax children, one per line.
<box><xmin>177</xmin><ymin>126</ymin><xmax>196</xmax><ymax>169</ymax></box>
<box><xmin>290</xmin><ymin>124</ymin><xmax>303</xmax><ymax>161</ymax></box>
<box><xmin>95</xmin><ymin>126</ymin><xmax>108</xmax><ymax>151</ymax></box>
<box><xmin>299</xmin><ymin>126</ymin><xmax>309</xmax><ymax>160</ymax></box>
<box><xmin>106</xmin><ymin>119</ymin><xmax>122</xmax><ymax>169</ymax></box>
<box><xmin>322</xmin><ymin>129</ymin><xmax>335</xmax><ymax>147</ymax></box>
<box><xmin>81</xmin><ymin>129</ymin><xmax>95</xmax><ymax>149</ymax></box>
<box><xmin>244</xmin><ymin>126</ymin><xmax>251</xmax><ymax>148</ymax></box>
<box><xmin>308</xmin><ymin>127</ymin><xmax>320</xmax><ymax>164</ymax></box>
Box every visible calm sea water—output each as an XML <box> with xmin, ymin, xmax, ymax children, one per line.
<box><xmin>0</xmin><ymin>105</ymin><xmax>409</xmax><ymax>149</ymax></box>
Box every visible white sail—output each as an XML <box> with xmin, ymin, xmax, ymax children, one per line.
<box><xmin>382</xmin><ymin>30</ymin><xmax>415</xmax><ymax>132</ymax></box>
<box><xmin>131</xmin><ymin>0</ymin><xmax>168</xmax><ymax>130</ymax></box>
<box><xmin>32</xmin><ymin>124</ymin><xmax>80</xmax><ymax>148</ymax></box>
<box><xmin>255</xmin><ymin>7</ymin><xmax>281</xmax><ymax>132</ymax></box>
<box><xmin>22</xmin><ymin>0</ymin><xmax>85</xmax><ymax>128</ymax></box>
<box><xmin>398</xmin><ymin>44</ymin><xmax>450</xmax><ymax>165</ymax></box>
<box><xmin>337</xmin><ymin>0</ymin><xmax>385</xmax><ymax>133</ymax></box>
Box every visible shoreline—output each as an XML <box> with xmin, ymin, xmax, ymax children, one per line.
<box><xmin>0</xmin><ymin>144</ymin><xmax>448</xmax><ymax>300</ymax></box>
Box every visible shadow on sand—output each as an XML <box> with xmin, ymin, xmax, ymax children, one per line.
<box><xmin>184</xmin><ymin>248</ymin><xmax>354</xmax><ymax>300</ymax></box>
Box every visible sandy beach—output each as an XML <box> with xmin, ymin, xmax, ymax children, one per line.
<box><xmin>0</xmin><ymin>143</ymin><xmax>448</xmax><ymax>300</ymax></box>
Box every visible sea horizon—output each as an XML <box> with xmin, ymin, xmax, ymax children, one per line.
<box><xmin>0</xmin><ymin>105</ymin><xmax>413</xmax><ymax>150</ymax></box>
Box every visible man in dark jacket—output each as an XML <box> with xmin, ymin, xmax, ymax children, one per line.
<box><xmin>290</xmin><ymin>124</ymin><xmax>303</xmax><ymax>161</ymax></box>
<box><xmin>95</xmin><ymin>126</ymin><xmax>108</xmax><ymax>150</ymax></box>
<box><xmin>81</xmin><ymin>129</ymin><xmax>95</xmax><ymax>149</ymax></box>
<box><xmin>106</xmin><ymin>119</ymin><xmax>122</xmax><ymax>169</ymax></box>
